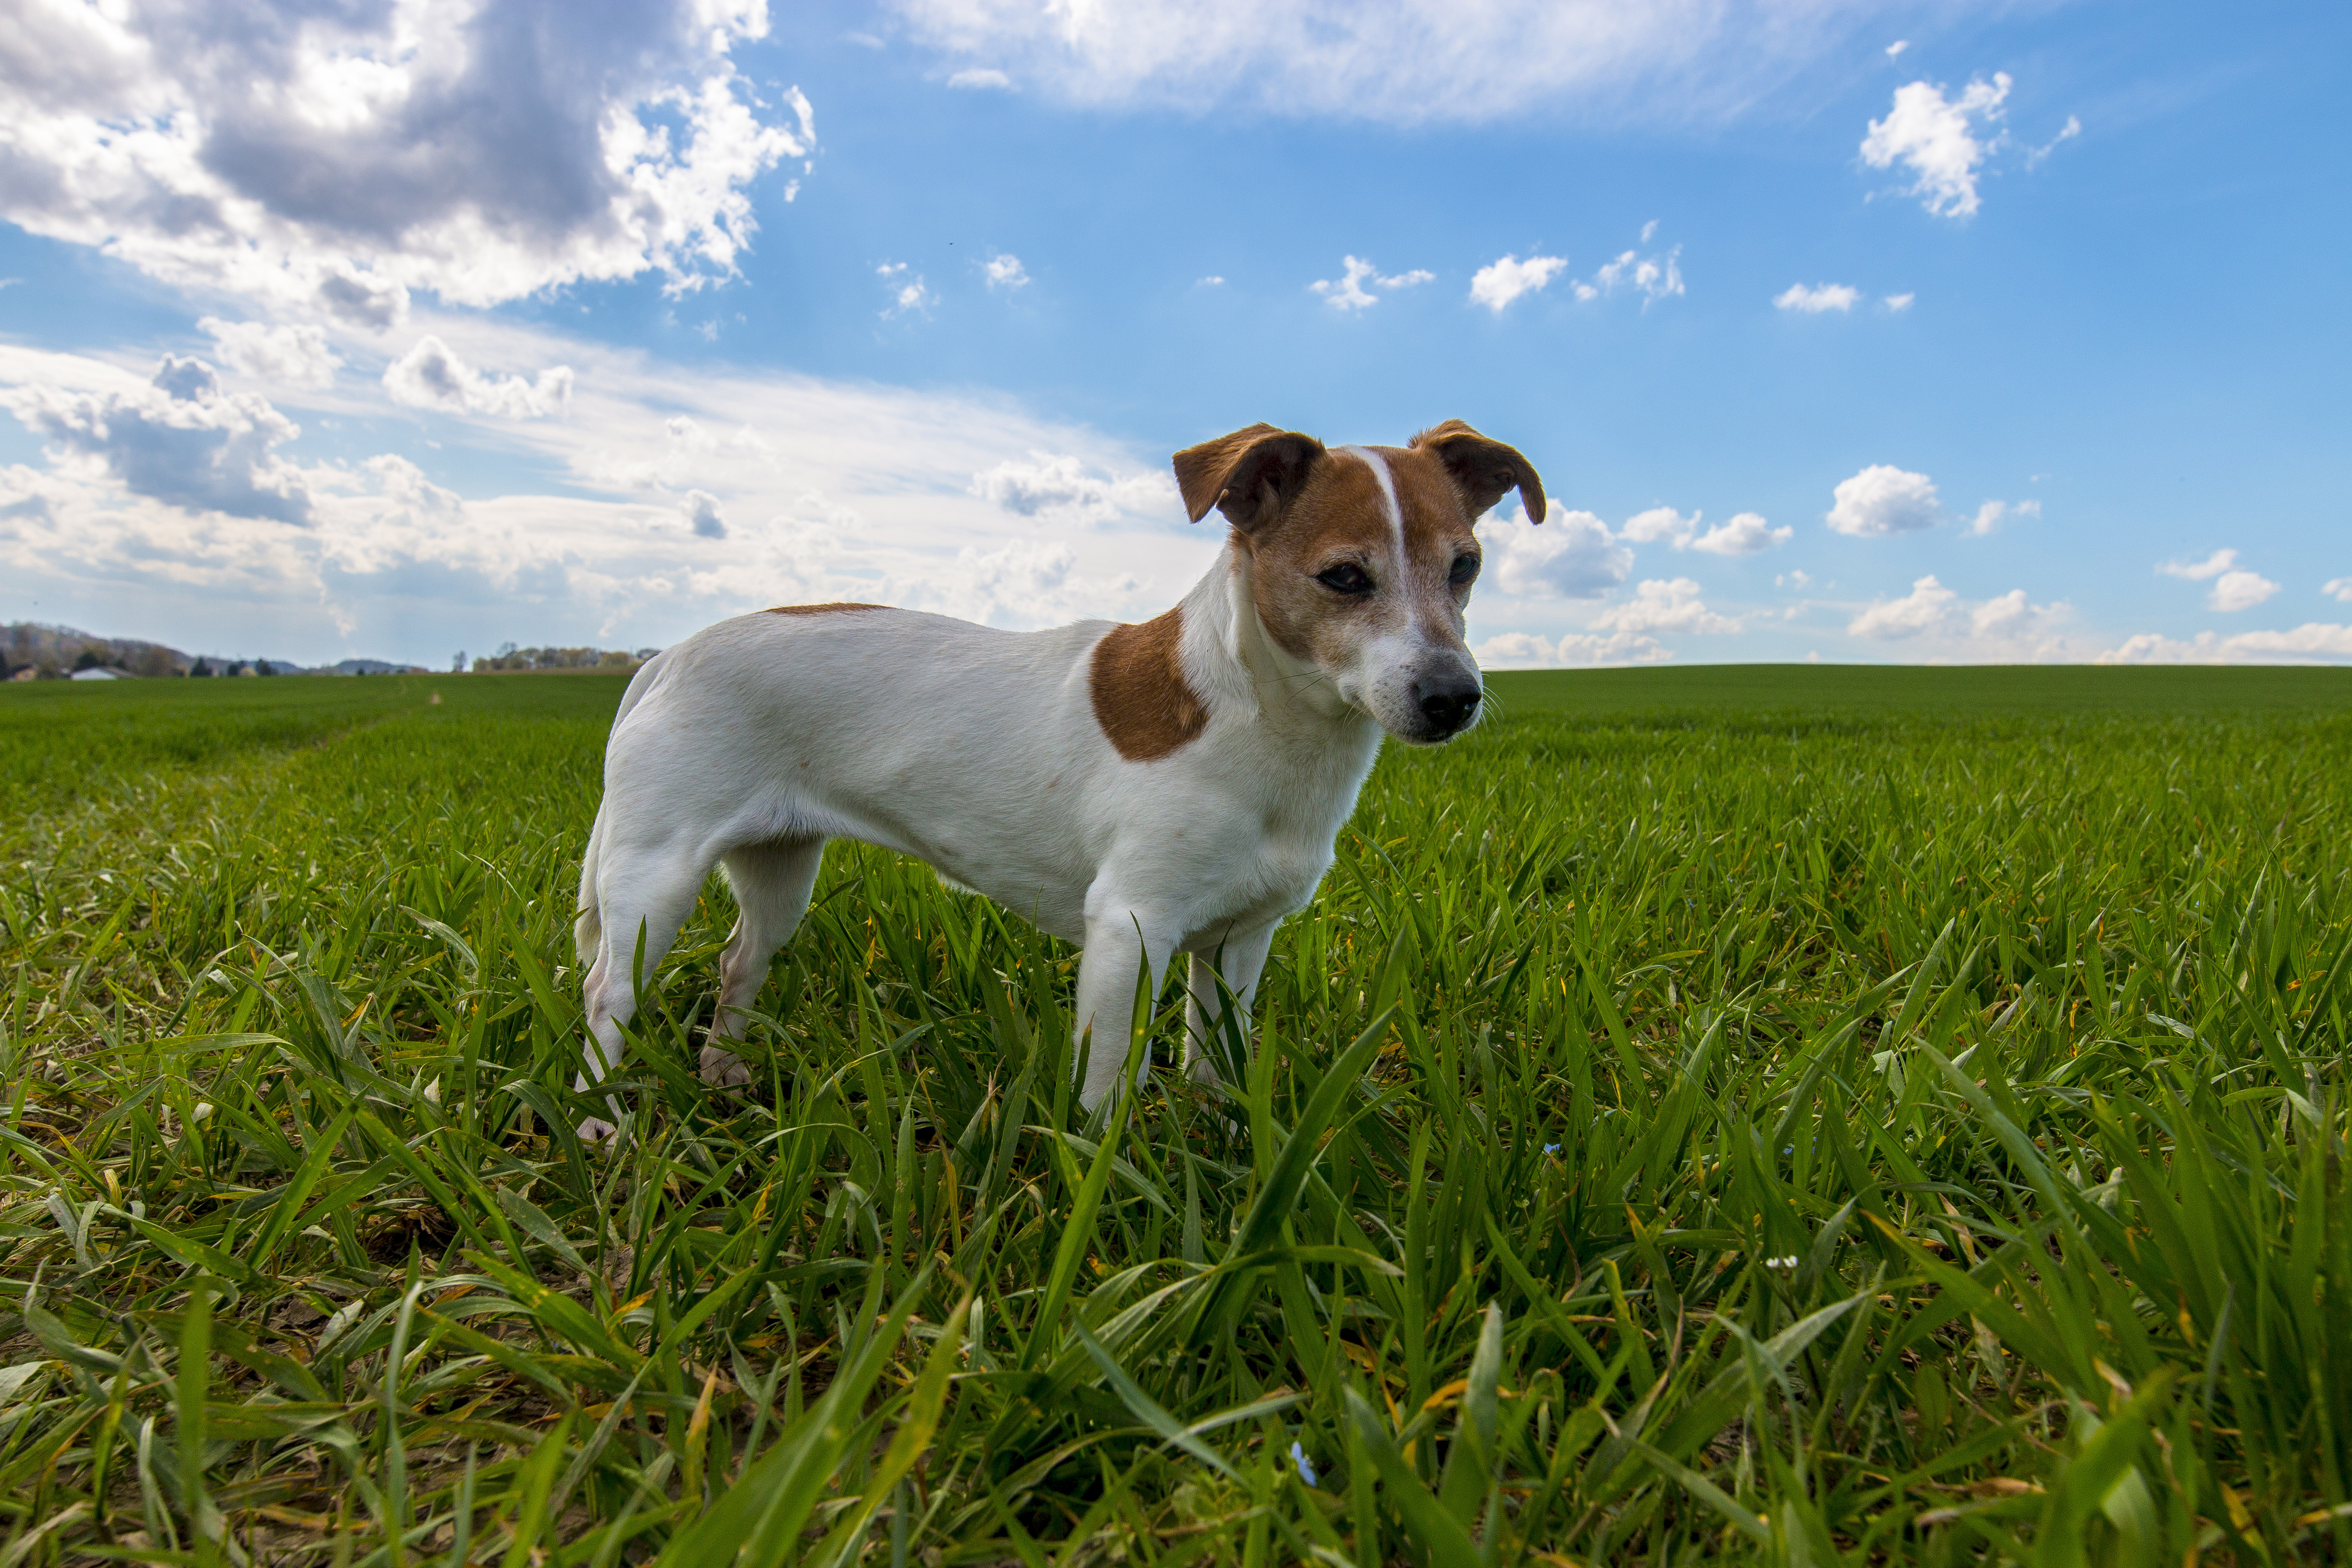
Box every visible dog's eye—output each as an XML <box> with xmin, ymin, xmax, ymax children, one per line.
<box><xmin>1449</xmin><ymin>553</ymin><xmax>1481</xmax><ymax>587</ymax></box>
<box><xmin>1317</xmin><ymin>563</ymin><xmax>1375</xmax><ymax>596</ymax></box>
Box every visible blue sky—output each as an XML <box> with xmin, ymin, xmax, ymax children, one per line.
<box><xmin>1</xmin><ymin>0</ymin><xmax>2346</xmax><ymax>668</ymax></box>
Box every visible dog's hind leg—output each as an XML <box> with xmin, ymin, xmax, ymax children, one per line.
<box><xmin>1182</xmin><ymin>921</ymin><xmax>1277</xmax><ymax>1089</ymax></box>
<box><xmin>703</xmin><ymin>838</ymin><xmax>826</xmax><ymax>1087</ymax></box>
<box><xmin>576</xmin><ymin>840</ymin><xmax>712</xmax><ymax>1143</ymax></box>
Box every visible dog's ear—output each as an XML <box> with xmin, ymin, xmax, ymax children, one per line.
<box><xmin>1173</xmin><ymin>424</ymin><xmax>1327</xmax><ymax>532</ymax></box>
<box><xmin>1410</xmin><ymin>420</ymin><xmax>1547</xmax><ymax>525</ymax></box>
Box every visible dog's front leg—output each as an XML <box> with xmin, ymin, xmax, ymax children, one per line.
<box><xmin>1182</xmin><ymin>922</ymin><xmax>1278</xmax><ymax>1088</ymax></box>
<box><xmin>1073</xmin><ymin>910</ymin><xmax>1181</xmax><ymax>1111</ymax></box>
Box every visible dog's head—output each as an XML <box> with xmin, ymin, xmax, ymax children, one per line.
<box><xmin>1173</xmin><ymin>420</ymin><xmax>1545</xmax><ymax>744</ymax></box>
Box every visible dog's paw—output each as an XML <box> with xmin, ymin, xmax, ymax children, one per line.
<box><xmin>576</xmin><ymin>1115</ymin><xmax>623</xmax><ymax>1146</ymax></box>
<box><xmin>698</xmin><ymin>1045</ymin><xmax>753</xmax><ymax>1089</ymax></box>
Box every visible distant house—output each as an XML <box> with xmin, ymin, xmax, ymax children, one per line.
<box><xmin>70</xmin><ymin>668</ymin><xmax>127</xmax><ymax>681</ymax></box>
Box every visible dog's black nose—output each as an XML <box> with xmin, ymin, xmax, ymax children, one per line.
<box><xmin>1416</xmin><ymin>680</ymin><xmax>1482</xmax><ymax>735</ymax></box>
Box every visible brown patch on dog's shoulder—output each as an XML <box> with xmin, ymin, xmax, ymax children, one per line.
<box><xmin>1090</xmin><ymin>607</ymin><xmax>1207</xmax><ymax>762</ymax></box>
<box><xmin>765</xmin><ymin>601</ymin><xmax>886</xmax><ymax>616</ymax></box>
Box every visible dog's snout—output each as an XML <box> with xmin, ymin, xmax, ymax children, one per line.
<box><xmin>1415</xmin><ymin>677</ymin><xmax>1482</xmax><ymax>736</ymax></box>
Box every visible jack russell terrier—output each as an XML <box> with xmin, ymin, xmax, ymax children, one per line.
<box><xmin>570</xmin><ymin>420</ymin><xmax>1547</xmax><ymax>1140</ymax></box>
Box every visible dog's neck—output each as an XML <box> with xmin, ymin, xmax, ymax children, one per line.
<box><xmin>1179</xmin><ymin>539</ymin><xmax>1375</xmax><ymax>742</ymax></box>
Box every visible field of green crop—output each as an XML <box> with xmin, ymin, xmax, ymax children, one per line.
<box><xmin>2</xmin><ymin>665</ymin><xmax>2349</xmax><ymax>1566</ymax></box>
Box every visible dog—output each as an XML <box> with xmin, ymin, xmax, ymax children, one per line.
<box><xmin>569</xmin><ymin>420</ymin><xmax>1547</xmax><ymax>1140</ymax></box>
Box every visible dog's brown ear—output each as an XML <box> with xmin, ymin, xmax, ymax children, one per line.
<box><xmin>1410</xmin><ymin>419</ymin><xmax>1546</xmax><ymax>524</ymax></box>
<box><xmin>1172</xmin><ymin>424</ymin><xmax>1327</xmax><ymax>532</ymax></box>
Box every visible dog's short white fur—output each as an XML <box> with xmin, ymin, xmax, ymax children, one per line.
<box><xmin>570</xmin><ymin>420</ymin><xmax>1548</xmax><ymax>1139</ymax></box>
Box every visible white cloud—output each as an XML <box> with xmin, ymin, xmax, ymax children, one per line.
<box><xmin>1776</xmin><ymin>570</ymin><xmax>1810</xmax><ymax>589</ymax></box>
<box><xmin>0</xmin><ymin>324</ymin><xmax>1213</xmax><ymax>658</ymax></box>
<box><xmin>681</xmin><ymin>489</ymin><xmax>728</xmax><ymax>539</ymax></box>
<box><xmin>2209</xmin><ymin>570</ymin><xmax>2279</xmax><ymax>613</ymax></box>
<box><xmin>1884</xmin><ymin>292</ymin><xmax>1916</xmax><ymax>312</ymax></box>
<box><xmin>1826</xmin><ymin>465</ymin><xmax>1941</xmax><ymax>536</ymax></box>
<box><xmin>1312</xmin><ymin>256</ymin><xmax>1433</xmax><ymax>311</ymax></box>
<box><xmin>2324</xmin><ymin>578</ymin><xmax>2352</xmax><ymax>603</ymax></box>
<box><xmin>0</xmin><ymin>354</ymin><xmax>315</xmax><ymax>524</ymax></box>
<box><xmin>2156</xmin><ymin>548</ymin><xmax>2236</xmax><ymax>582</ymax></box>
<box><xmin>983</xmin><ymin>254</ymin><xmax>1031</xmax><ymax>290</ymax></box>
<box><xmin>947</xmin><ymin>67</ymin><xmax>1014</xmax><ymax>89</ymax></box>
<box><xmin>1469</xmin><ymin>254</ymin><xmax>1568</xmax><ymax>313</ymax></box>
<box><xmin>888</xmin><ymin>0</ymin><xmax>1920</xmax><ymax>127</ymax></box>
<box><xmin>1967</xmin><ymin>498</ymin><xmax>2040</xmax><ymax>535</ymax></box>
<box><xmin>383</xmin><ymin>336</ymin><xmax>574</xmax><ymax>419</ymax></box>
<box><xmin>1471</xmin><ymin>630</ymin><xmax>1669</xmax><ymax>668</ymax></box>
<box><xmin>969</xmin><ymin>452</ymin><xmax>1175</xmax><ymax>524</ymax></box>
<box><xmin>2100</xmin><ymin>625</ymin><xmax>2352</xmax><ymax>665</ymax></box>
<box><xmin>0</xmin><ymin>0</ymin><xmax>814</xmax><ymax>314</ymax></box>
<box><xmin>2153</xmin><ymin>549</ymin><xmax>2279</xmax><ymax>612</ymax></box>
<box><xmin>1847</xmin><ymin>575</ymin><xmax>1957</xmax><ymax>639</ymax></box>
<box><xmin>1847</xmin><ymin>574</ymin><xmax>2075</xmax><ymax>658</ymax></box>
<box><xmin>1861</xmin><ymin>74</ymin><xmax>2010</xmax><ymax>218</ymax></box>
<box><xmin>198</xmin><ymin>318</ymin><xmax>338</xmax><ymax>387</ymax></box>
<box><xmin>1620</xmin><ymin>506</ymin><xmax>1697</xmax><ymax>546</ymax></box>
<box><xmin>1477</xmin><ymin>505</ymin><xmax>1632</xmax><ymax>600</ymax></box>
<box><xmin>2026</xmin><ymin>115</ymin><xmax>2081</xmax><ymax>168</ymax></box>
<box><xmin>1691</xmin><ymin>511</ymin><xmax>1792</xmax><ymax>555</ymax></box>
<box><xmin>1774</xmin><ymin>282</ymin><xmax>1859</xmax><ymax>313</ymax></box>
<box><xmin>1588</xmin><ymin>241</ymin><xmax>1684</xmax><ymax>307</ymax></box>
<box><xmin>1589</xmin><ymin>577</ymin><xmax>1740</xmax><ymax>636</ymax></box>
<box><xmin>1886</xmin><ymin>40</ymin><xmax>1909</xmax><ymax>58</ymax></box>
<box><xmin>1195</xmin><ymin>275</ymin><xmax>1225</xmax><ymax>287</ymax></box>
<box><xmin>878</xmin><ymin>262</ymin><xmax>934</xmax><ymax>318</ymax></box>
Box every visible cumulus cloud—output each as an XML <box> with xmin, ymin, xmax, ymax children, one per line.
<box><xmin>1471</xmin><ymin>630</ymin><xmax>1669</xmax><ymax>668</ymax></box>
<box><xmin>2157</xmin><ymin>549</ymin><xmax>2278</xmax><ymax>611</ymax></box>
<box><xmin>681</xmin><ymin>490</ymin><xmax>728</xmax><ymax>539</ymax></box>
<box><xmin>0</xmin><ymin>0</ymin><xmax>814</xmax><ymax>314</ymax></box>
<box><xmin>2156</xmin><ymin>548</ymin><xmax>2237</xmax><ymax>582</ymax></box>
<box><xmin>1775</xmin><ymin>282</ymin><xmax>1859</xmax><ymax>313</ymax></box>
<box><xmin>2209</xmin><ymin>570</ymin><xmax>2280</xmax><ymax>613</ymax></box>
<box><xmin>1691</xmin><ymin>511</ymin><xmax>1792</xmax><ymax>555</ymax></box>
<box><xmin>1884</xmin><ymin>292</ymin><xmax>1915</xmax><ymax>312</ymax></box>
<box><xmin>1967</xmin><ymin>498</ymin><xmax>2040</xmax><ymax>535</ymax></box>
<box><xmin>1620</xmin><ymin>507</ymin><xmax>1699</xmax><ymax>546</ymax></box>
<box><xmin>888</xmin><ymin>0</ymin><xmax>1916</xmax><ymax>127</ymax></box>
<box><xmin>1847</xmin><ymin>575</ymin><xmax>1957</xmax><ymax>639</ymax></box>
<box><xmin>1586</xmin><ymin>240</ymin><xmax>1684</xmax><ymax>307</ymax></box>
<box><xmin>1469</xmin><ymin>254</ymin><xmax>1568</xmax><ymax>313</ymax></box>
<box><xmin>1477</xmin><ymin>505</ymin><xmax>1632</xmax><ymax>600</ymax></box>
<box><xmin>1826</xmin><ymin>464</ymin><xmax>1941</xmax><ymax>536</ymax></box>
<box><xmin>1847</xmin><ymin>574</ymin><xmax>2073</xmax><ymax>657</ymax></box>
<box><xmin>947</xmin><ymin>67</ymin><xmax>1014</xmax><ymax>89</ymax></box>
<box><xmin>983</xmin><ymin>254</ymin><xmax>1030</xmax><ymax>289</ymax></box>
<box><xmin>1862</xmin><ymin>73</ymin><xmax>2012</xmax><ymax>217</ymax></box>
<box><xmin>383</xmin><ymin>336</ymin><xmax>574</xmax><ymax>419</ymax></box>
<box><xmin>1</xmin><ymin>354</ymin><xmax>314</xmax><ymax>523</ymax></box>
<box><xmin>1312</xmin><ymin>256</ymin><xmax>1433</xmax><ymax>311</ymax></box>
<box><xmin>198</xmin><ymin>318</ymin><xmax>338</xmax><ymax>386</ymax></box>
<box><xmin>969</xmin><ymin>452</ymin><xmax>1175</xmax><ymax>524</ymax></box>
<box><xmin>1589</xmin><ymin>577</ymin><xmax>1739</xmax><ymax>636</ymax></box>
<box><xmin>878</xmin><ymin>262</ymin><xmax>934</xmax><ymax>317</ymax></box>
<box><xmin>2325</xmin><ymin>577</ymin><xmax>2352</xmax><ymax>603</ymax></box>
<box><xmin>2100</xmin><ymin>625</ymin><xmax>2352</xmax><ymax>665</ymax></box>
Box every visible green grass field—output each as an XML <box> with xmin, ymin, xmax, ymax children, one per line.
<box><xmin>2</xmin><ymin>666</ymin><xmax>2348</xmax><ymax>1565</ymax></box>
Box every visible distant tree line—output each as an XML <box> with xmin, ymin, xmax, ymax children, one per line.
<box><xmin>468</xmin><ymin>643</ymin><xmax>658</xmax><ymax>673</ymax></box>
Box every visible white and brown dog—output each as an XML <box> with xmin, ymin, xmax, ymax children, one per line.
<box><xmin>570</xmin><ymin>420</ymin><xmax>1547</xmax><ymax>1139</ymax></box>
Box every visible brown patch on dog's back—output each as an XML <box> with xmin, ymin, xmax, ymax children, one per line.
<box><xmin>1090</xmin><ymin>607</ymin><xmax>1207</xmax><ymax>762</ymax></box>
<box><xmin>766</xmin><ymin>602</ymin><xmax>886</xmax><ymax>616</ymax></box>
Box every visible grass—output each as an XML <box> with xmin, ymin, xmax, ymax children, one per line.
<box><xmin>0</xmin><ymin>663</ymin><xmax>2347</xmax><ymax>1565</ymax></box>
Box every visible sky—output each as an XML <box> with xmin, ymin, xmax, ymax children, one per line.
<box><xmin>0</xmin><ymin>0</ymin><xmax>2346</xmax><ymax>671</ymax></box>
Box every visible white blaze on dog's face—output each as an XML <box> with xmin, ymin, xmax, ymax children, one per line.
<box><xmin>1173</xmin><ymin>420</ymin><xmax>1547</xmax><ymax>744</ymax></box>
